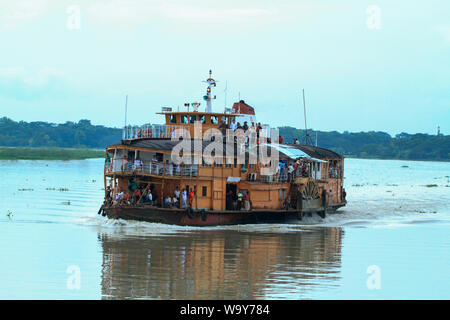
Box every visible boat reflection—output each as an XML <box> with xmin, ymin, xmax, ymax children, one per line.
<box><xmin>99</xmin><ymin>227</ymin><xmax>343</xmax><ymax>299</ymax></box>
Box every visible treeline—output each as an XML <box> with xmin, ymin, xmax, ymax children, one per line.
<box><xmin>0</xmin><ymin>117</ymin><xmax>448</xmax><ymax>161</ymax></box>
<box><xmin>0</xmin><ymin>117</ymin><xmax>122</xmax><ymax>148</ymax></box>
<box><xmin>279</xmin><ymin>127</ymin><xmax>450</xmax><ymax>161</ymax></box>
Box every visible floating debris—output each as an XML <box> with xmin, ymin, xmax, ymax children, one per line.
<box><xmin>61</xmin><ymin>201</ymin><xmax>71</xmax><ymax>205</ymax></box>
<box><xmin>6</xmin><ymin>211</ymin><xmax>13</xmax><ymax>219</ymax></box>
<box><xmin>401</xmin><ymin>165</ymin><xmax>409</xmax><ymax>168</ymax></box>
<box><xmin>386</xmin><ymin>184</ymin><xmax>398</xmax><ymax>186</ymax></box>
<box><xmin>18</xmin><ymin>188</ymin><xmax>33</xmax><ymax>191</ymax></box>
<box><xmin>424</xmin><ymin>184</ymin><xmax>438</xmax><ymax>187</ymax></box>
<box><xmin>46</xmin><ymin>187</ymin><xmax>69</xmax><ymax>191</ymax></box>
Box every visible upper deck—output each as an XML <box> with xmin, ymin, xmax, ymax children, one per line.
<box><xmin>122</xmin><ymin>111</ymin><xmax>242</xmax><ymax>140</ymax></box>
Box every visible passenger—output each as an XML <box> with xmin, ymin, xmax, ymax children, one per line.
<box><xmin>218</xmin><ymin>120</ymin><xmax>227</xmax><ymax>135</ymax></box>
<box><xmin>237</xmin><ymin>191</ymin><xmax>243</xmax><ymax>211</ymax></box>
<box><xmin>134</xmin><ymin>158</ymin><xmax>142</xmax><ymax>171</ymax></box>
<box><xmin>226</xmin><ymin>190</ymin><xmax>233</xmax><ymax>210</ymax></box>
<box><xmin>133</xmin><ymin>188</ymin><xmax>141</xmax><ymax>203</ymax></box>
<box><xmin>288</xmin><ymin>162</ymin><xmax>294</xmax><ymax>181</ymax></box>
<box><xmin>236</xmin><ymin>122</ymin><xmax>242</xmax><ymax>130</ymax></box>
<box><xmin>230</xmin><ymin>118</ymin><xmax>237</xmax><ymax>131</ymax></box>
<box><xmin>284</xmin><ymin>195</ymin><xmax>291</xmax><ymax>210</ymax></box>
<box><xmin>114</xmin><ymin>191</ymin><xmax>123</xmax><ymax>204</ymax></box>
<box><xmin>147</xmin><ymin>190</ymin><xmax>153</xmax><ymax>205</ymax></box>
<box><xmin>280</xmin><ymin>163</ymin><xmax>286</xmax><ymax>182</ymax></box>
<box><xmin>172</xmin><ymin>195</ymin><xmax>179</xmax><ymax>208</ymax></box>
<box><xmin>174</xmin><ymin>186</ymin><xmax>181</xmax><ymax>205</ymax></box>
<box><xmin>243</xmin><ymin>191</ymin><xmax>250</xmax><ymax>211</ymax></box>
<box><xmin>142</xmin><ymin>186</ymin><xmax>149</xmax><ymax>203</ymax></box>
<box><xmin>151</xmin><ymin>188</ymin><xmax>158</xmax><ymax>206</ymax></box>
<box><xmin>121</xmin><ymin>192</ymin><xmax>129</xmax><ymax>205</ymax></box>
<box><xmin>243</xmin><ymin>121</ymin><xmax>249</xmax><ymax>132</ymax></box>
<box><xmin>279</xmin><ymin>135</ymin><xmax>284</xmax><ymax>144</ymax></box>
<box><xmin>181</xmin><ymin>189</ymin><xmax>187</xmax><ymax>209</ymax></box>
<box><xmin>175</xmin><ymin>163</ymin><xmax>181</xmax><ymax>176</ymax></box>
<box><xmin>164</xmin><ymin>196</ymin><xmax>172</xmax><ymax>208</ymax></box>
<box><xmin>188</xmin><ymin>189</ymin><xmax>194</xmax><ymax>207</ymax></box>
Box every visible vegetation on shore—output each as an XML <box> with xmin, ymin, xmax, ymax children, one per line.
<box><xmin>0</xmin><ymin>117</ymin><xmax>449</xmax><ymax>161</ymax></box>
<box><xmin>0</xmin><ymin>147</ymin><xmax>104</xmax><ymax>160</ymax></box>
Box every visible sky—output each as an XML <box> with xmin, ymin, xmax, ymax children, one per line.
<box><xmin>0</xmin><ymin>0</ymin><xmax>449</xmax><ymax>135</ymax></box>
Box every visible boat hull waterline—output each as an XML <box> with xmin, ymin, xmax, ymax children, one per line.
<box><xmin>101</xmin><ymin>203</ymin><xmax>346</xmax><ymax>227</ymax></box>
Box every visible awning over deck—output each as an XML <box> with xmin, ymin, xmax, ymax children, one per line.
<box><xmin>266</xmin><ymin>144</ymin><xmax>327</xmax><ymax>163</ymax></box>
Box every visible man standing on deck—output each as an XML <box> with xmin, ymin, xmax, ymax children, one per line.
<box><xmin>237</xmin><ymin>191</ymin><xmax>243</xmax><ymax>211</ymax></box>
<box><xmin>188</xmin><ymin>189</ymin><xmax>194</xmax><ymax>207</ymax></box>
<box><xmin>181</xmin><ymin>189</ymin><xmax>187</xmax><ymax>209</ymax></box>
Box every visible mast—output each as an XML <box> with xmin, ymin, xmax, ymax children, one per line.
<box><xmin>224</xmin><ymin>81</ymin><xmax>228</xmax><ymax>112</ymax></box>
<box><xmin>123</xmin><ymin>95</ymin><xmax>128</xmax><ymax>140</ymax></box>
<box><xmin>124</xmin><ymin>94</ymin><xmax>128</xmax><ymax>128</ymax></box>
<box><xmin>203</xmin><ymin>69</ymin><xmax>216</xmax><ymax>112</ymax></box>
<box><xmin>302</xmin><ymin>89</ymin><xmax>313</xmax><ymax>145</ymax></box>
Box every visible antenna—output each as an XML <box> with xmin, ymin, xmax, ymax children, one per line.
<box><xmin>302</xmin><ymin>89</ymin><xmax>313</xmax><ymax>145</ymax></box>
<box><xmin>224</xmin><ymin>81</ymin><xmax>228</xmax><ymax>112</ymax></box>
<box><xmin>238</xmin><ymin>92</ymin><xmax>241</xmax><ymax>113</ymax></box>
<box><xmin>124</xmin><ymin>94</ymin><xmax>128</xmax><ymax>128</ymax></box>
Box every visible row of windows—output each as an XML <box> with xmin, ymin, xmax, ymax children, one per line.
<box><xmin>168</xmin><ymin>114</ymin><xmax>233</xmax><ymax>125</ymax></box>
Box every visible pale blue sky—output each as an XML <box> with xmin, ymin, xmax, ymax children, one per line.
<box><xmin>0</xmin><ymin>0</ymin><xmax>449</xmax><ymax>135</ymax></box>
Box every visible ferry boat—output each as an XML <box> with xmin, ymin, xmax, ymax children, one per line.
<box><xmin>99</xmin><ymin>71</ymin><xmax>346</xmax><ymax>226</ymax></box>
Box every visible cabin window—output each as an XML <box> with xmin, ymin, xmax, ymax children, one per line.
<box><xmin>189</xmin><ymin>115</ymin><xmax>197</xmax><ymax>123</ymax></box>
<box><xmin>202</xmin><ymin>186</ymin><xmax>207</xmax><ymax>197</ymax></box>
<box><xmin>180</xmin><ymin>114</ymin><xmax>188</xmax><ymax>124</ymax></box>
<box><xmin>211</xmin><ymin>115</ymin><xmax>218</xmax><ymax>124</ymax></box>
<box><xmin>169</xmin><ymin>115</ymin><xmax>177</xmax><ymax>124</ymax></box>
<box><xmin>199</xmin><ymin>115</ymin><xmax>206</xmax><ymax>124</ymax></box>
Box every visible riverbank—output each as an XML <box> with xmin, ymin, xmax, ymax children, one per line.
<box><xmin>0</xmin><ymin>147</ymin><xmax>104</xmax><ymax>160</ymax></box>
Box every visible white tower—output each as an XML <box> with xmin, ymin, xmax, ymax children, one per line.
<box><xmin>202</xmin><ymin>70</ymin><xmax>217</xmax><ymax>112</ymax></box>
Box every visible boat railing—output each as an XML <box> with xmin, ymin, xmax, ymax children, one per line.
<box><xmin>248</xmin><ymin>167</ymin><xmax>318</xmax><ymax>184</ymax></box>
<box><xmin>106</xmin><ymin>158</ymin><xmax>198</xmax><ymax>177</ymax></box>
<box><xmin>122</xmin><ymin>124</ymin><xmax>167</xmax><ymax>140</ymax></box>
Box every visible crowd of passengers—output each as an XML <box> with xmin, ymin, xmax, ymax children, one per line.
<box><xmin>105</xmin><ymin>183</ymin><xmax>195</xmax><ymax>209</ymax></box>
<box><xmin>104</xmin><ymin>183</ymin><xmax>254</xmax><ymax>211</ymax></box>
<box><xmin>273</xmin><ymin>159</ymin><xmax>311</xmax><ymax>182</ymax></box>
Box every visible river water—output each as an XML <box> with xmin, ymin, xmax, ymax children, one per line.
<box><xmin>0</xmin><ymin>158</ymin><xmax>449</xmax><ymax>299</ymax></box>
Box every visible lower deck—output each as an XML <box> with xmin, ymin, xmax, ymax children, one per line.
<box><xmin>100</xmin><ymin>201</ymin><xmax>347</xmax><ymax>227</ymax></box>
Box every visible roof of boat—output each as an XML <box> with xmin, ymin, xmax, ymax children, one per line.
<box><xmin>107</xmin><ymin>139</ymin><xmax>343</xmax><ymax>160</ymax></box>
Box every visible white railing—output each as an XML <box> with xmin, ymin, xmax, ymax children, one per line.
<box><xmin>106</xmin><ymin>159</ymin><xmax>198</xmax><ymax>177</ymax></box>
<box><xmin>122</xmin><ymin>124</ymin><xmax>167</xmax><ymax>140</ymax></box>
